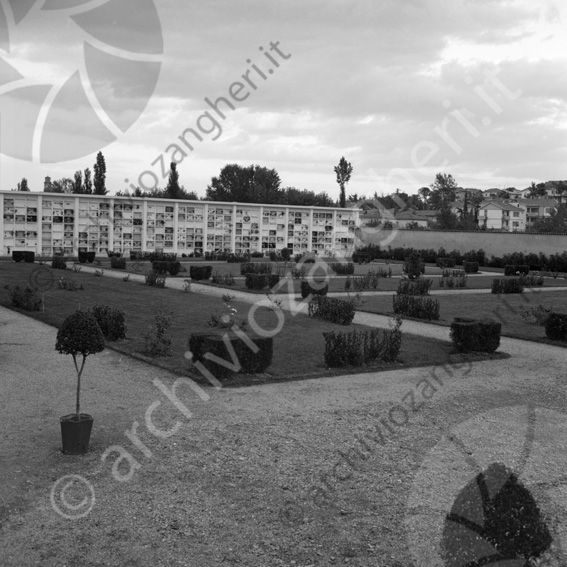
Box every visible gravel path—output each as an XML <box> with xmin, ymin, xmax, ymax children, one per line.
<box><xmin>1</xmin><ymin>270</ymin><xmax>567</xmax><ymax>566</ymax></box>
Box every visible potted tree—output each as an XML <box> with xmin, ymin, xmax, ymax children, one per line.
<box><xmin>55</xmin><ymin>310</ymin><xmax>105</xmax><ymax>454</ymax></box>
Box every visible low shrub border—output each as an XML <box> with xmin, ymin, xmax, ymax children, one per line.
<box><xmin>188</xmin><ymin>332</ymin><xmax>273</xmax><ymax>379</ymax></box>
<box><xmin>397</xmin><ymin>278</ymin><xmax>432</xmax><ymax>295</ymax></box>
<box><xmin>450</xmin><ymin>318</ymin><xmax>501</xmax><ymax>353</ymax></box>
<box><xmin>545</xmin><ymin>312</ymin><xmax>567</xmax><ymax>342</ymax></box>
<box><xmin>491</xmin><ymin>278</ymin><xmax>524</xmax><ymax>294</ymax></box>
<box><xmin>393</xmin><ymin>295</ymin><xmax>440</xmax><ymax>320</ymax></box>
<box><xmin>190</xmin><ymin>265</ymin><xmax>213</xmax><ymax>281</ymax></box>
<box><xmin>245</xmin><ymin>273</ymin><xmax>281</xmax><ymax>290</ymax></box>
<box><xmin>308</xmin><ymin>295</ymin><xmax>356</xmax><ymax>325</ymax></box>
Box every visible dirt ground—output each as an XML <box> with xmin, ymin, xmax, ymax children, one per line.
<box><xmin>1</xmin><ymin>302</ymin><xmax>567</xmax><ymax>566</ymax></box>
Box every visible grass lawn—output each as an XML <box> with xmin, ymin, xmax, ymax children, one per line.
<box><xmin>0</xmin><ymin>262</ymin><xmax>501</xmax><ymax>386</ymax></box>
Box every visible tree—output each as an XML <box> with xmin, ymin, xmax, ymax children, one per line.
<box><xmin>16</xmin><ymin>178</ymin><xmax>30</xmax><ymax>191</ymax></box>
<box><xmin>50</xmin><ymin>177</ymin><xmax>73</xmax><ymax>193</ymax></box>
<box><xmin>528</xmin><ymin>181</ymin><xmax>546</xmax><ymax>199</ymax></box>
<box><xmin>93</xmin><ymin>151</ymin><xmax>107</xmax><ymax>195</ymax></box>
<box><xmin>334</xmin><ymin>157</ymin><xmax>353</xmax><ymax>208</ymax></box>
<box><xmin>532</xmin><ymin>204</ymin><xmax>567</xmax><ymax>233</ymax></box>
<box><xmin>71</xmin><ymin>170</ymin><xmax>83</xmax><ymax>194</ymax></box>
<box><xmin>206</xmin><ymin>164</ymin><xmax>282</xmax><ymax>204</ymax></box>
<box><xmin>83</xmin><ymin>168</ymin><xmax>93</xmax><ymax>194</ymax></box>
<box><xmin>435</xmin><ymin>208</ymin><xmax>459</xmax><ymax>230</ymax></box>
<box><xmin>429</xmin><ymin>173</ymin><xmax>458</xmax><ymax>210</ymax></box>
<box><xmin>164</xmin><ymin>162</ymin><xmax>183</xmax><ymax>199</ymax></box>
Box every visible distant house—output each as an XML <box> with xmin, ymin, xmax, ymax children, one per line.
<box><xmin>515</xmin><ymin>198</ymin><xmax>557</xmax><ymax>229</ymax></box>
<box><xmin>478</xmin><ymin>200</ymin><xmax>526</xmax><ymax>231</ymax></box>
<box><xmin>482</xmin><ymin>188</ymin><xmax>508</xmax><ymax>200</ymax></box>
<box><xmin>393</xmin><ymin>209</ymin><xmax>430</xmax><ymax>228</ymax></box>
<box><xmin>455</xmin><ymin>188</ymin><xmax>483</xmax><ymax>201</ymax></box>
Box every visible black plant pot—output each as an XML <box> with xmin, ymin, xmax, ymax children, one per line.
<box><xmin>60</xmin><ymin>414</ymin><xmax>94</xmax><ymax>455</ymax></box>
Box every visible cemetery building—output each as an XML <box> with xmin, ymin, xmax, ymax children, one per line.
<box><xmin>0</xmin><ymin>191</ymin><xmax>360</xmax><ymax>257</ymax></box>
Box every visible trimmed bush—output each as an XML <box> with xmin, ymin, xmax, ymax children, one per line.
<box><xmin>5</xmin><ymin>284</ymin><xmax>42</xmax><ymax>311</ymax></box>
<box><xmin>301</xmin><ymin>280</ymin><xmax>329</xmax><ymax>299</ymax></box>
<box><xmin>245</xmin><ymin>273</ymin><xmax>281</xmax><ymax>290</ymax></box>
<box><xmin>545</xmin><ymin>312</ymin><xmax>567</xmax><ymax>341</ymax></box>
<box><xmin>393</xmin><ymin>295</ymin><xmax>440</xmax><ymax>320</ymax></box>
<box><xmin>491</xmin><ymin>278</ymin><xmax>524</xmax><ymax>294</ymax></box>
<box><xmin>450</xmin><ymin>318</ymin><xmax>501</xmax><ymax>353</ymax></box>
<box><xmin>189</xmin><ymin>265</ymin><xmax>213</xmax><ymax>281</ymax></box>
<box><xmin>463</xmin><ymin>261</ymin><xmax>479</xmax><ymax>273</ymax></box>
<box><xmin>439</xmin><ymin>275</ymin><xmax>467</xmax><ymax>288</ymax></box>
<box><xmin>12</xmin><ymin>251</ymin><xmax>25</xmax><ymax>262</ymax></box>
<box><xmin>168</xmin><ymin>261</ymin><xmax>181</xmax><ymax>276</ymax></box>
<box><xmin>78</xmin><ymin>251</ymin><xmax>88</xmax><ymax>264</ymax></box>
<box><xmin>403</xmin><ymin>253</ymin><xmax>424</xmax><ymax>279</ymax></box>
<box><xmin>89</xmin><ymin>304</ymin><xmax>126</xmax><ymax>341</ymax></box>
<box><xmin>23</xmin><ymin>251</ymin><xmax>35</xmax><ymax>263</ymax></box>
<box><xmin>86</xmin><ymin>252</ymin><xmax>96</xmax><ymax>263</ymax></box>
<box><xmin>308</xmin><ymin>295</ymin><xmax>356</xmax><ymax>325</ymax></box>
<box><xmin>188</xmin><ymin>332</ymin><xmax>273</xmax><ymax>379</ymax></box>
<box><xmin>51</xmin><ymin>256</ymin><xmax>67</xmax><ymax>270</ymax></box>
<box><xmin>323</xmin><ymin>317</ymin><xmax>402</xmax><ymax>367</ymax></box>
<box><xmin>504</xmin><ymin>264</ymin><xmax>530</xmax><ymax>276</ymax></box>
<box><xmin>329</xmin><ymin>262</ymin><xmax>355</xmax><ymax>275</ymax></box>
<box><xmin>397</xmin><ymin>278</ymin><xmax>432</xmax><ymax>295</ymax></box>
<box><xmin>110</xmin><ymin>256</ymin><xmax>126</xmax><ymax>269</ymax></box>
<box><xmin>281</xmin><ymin>247</ymin><xmax>291</xmax><ymax>261</ymax></box>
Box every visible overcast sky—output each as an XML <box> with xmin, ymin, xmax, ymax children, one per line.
<box><xmin>0</xmin><ymin>0</ymin><xmax>565</xmax><ymax>200</ymax></box>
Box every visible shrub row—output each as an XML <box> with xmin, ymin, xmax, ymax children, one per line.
<box><xmin>78</xmin><ymin>251</ymin><xmax>96</xmax><ymax>263</ymax></box>
<box><xmin>211</xmin><ymin>271</ymin><xmax>235</xmax><ymax>286</ymax></box>
<box><xmin>245</xmin><ymin>273</ymin><xmax>281</xmax><ymax>290</ymax></box>
<box><xmin>189</xmin><ymin>266</ymin><xmax>213</xmax><ymax>281</ymax></box>
<box><xmin>152</xmin><ymin>260</ymin><xmax>181</xmax><ymax>276</ymax></box>
<box><xmin>329</xmin><ymin>262</ymin><xmax>355</xmax><ymax>275</ymax></box>
<box><xmin>439</xmin><ymin>275</ymin><xmax>467</xmax><ymax>288</ymax></box>
<box><xmin>393</xmin><ymin>295</ymin><xmax>440</xmax><ymax>320</ymax></box>
<box><xmin>323</xmin><ymin>318</ymin><xmax>402</xmax><ymax>367</ymax></box>
<box><xmin>188</xmin><ymin>332</ymin><xmax>273</xmax><ymax>379</ymax></box>
<box><xmin>545</xmin><ymin>313</ymin><xmax>567</xmax><ymax>341</ymax></box>
<box><xmin>5</xmin><ymin>284</ymin><xmax>42</xmax><ymax>311</ymax></box>
<box><xmin>491</xmin><ymin>279</ymin><xmax>524</xmax><ymax>294</ymax></box>
<box><xmin>300</xmin><ymin>280</ymin><xmax>329</xmax><ymax>298</ymax></box>
<box><xmin>12</xmin><ymin>251</ymin><xmax>35</xmax><ymax>263</ymax></box>
<box><xmin>504</xmin><ymin>264</ymin><xmax>530</xmax><ymax>276</ymax></box>
<box><xmin>308</xmin><ymin>295</ymin><xmax>356</xmax><ymax>325</ymax></box>
<box><xmin>450</xmin><ymin>317</ymin><xmax>501</xmax><ymax>353</ymax></box>
<box><xmin>240</xmin><ymin>262</ymin><xmax>272</xmax><ymax>275</ymax></box>
<box><xmin>51</xmin><ymin>256</ymin><xmax>67</xmax><ymax>270</ymax></box>
<box><xmin>130</xmin><ymin>251</ymin><xmax>177</xmax><ymax>262</ymax></box>
<box><xmin>110</xmin><ymin>256</ymin><xmax>127</xmax><ymax>269</ymax></box>
<box><xmin>519</xmin><ymin>274</ymin><xmax>544</xmax><ymax>287</ymax></box>
<box><xmin>345</xmin><ymin>271</ymin><xmax>380</xmax><ymax>291</ymax></box>
<box><xmin>89</xmin><ymin>304</ymin><xmax>126</xmax><ymax>341</ymax></box>
<box><xmin>463</xmin><ymin>261</ymin><xmax>479</xmax><ymax>273</ymax></box>
<box><xmin>397</xmin><ymin>278</ymin><xmax>432</xmax><ymax>295</ymax></box>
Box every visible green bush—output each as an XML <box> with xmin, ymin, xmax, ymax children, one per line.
<box><xmin>439</xmin><ymin>275</ymin><xmax>467</xmax><ymax>288</ymax></box>
<box><xmin>56</xmin><ymin>310</ymin><xmax>105</xmax><ymax>359</ymax></box>
<box><xmin>491</xmin><ymin>278</ymin><xmax>524</xmax><ymax>294</ymax></box>
<box><xmin>143</xmin><ymin>310</ymin><xmax>173</xmax><ymax>356</ymax></box>
<box><xmin>188</xmin><ymin>332</ymin><xmax>273</xmax><ymax>379</ymax></box>
<box><xmin>86</xmin><ymin>252</ymin><xmax>96</xmax><ymax>263</ymax></box>
<box><xmin>393</xmin><ymin>295</ymin><xmax>440</xmax><ymax>320</ymax></box>
<box><xmin>89</xmin><ymin>304</ymin><xmax>127</xmax><ymax>341</ymax></box>
<box><xmin>545</xmin><ymin>312</ymin><xmax>567</xmax><ymax>341</ymax></box>
<box><xmin>308</xmin><ymin>295</ymin><xmax>356</xmax><ymax>325</ymax></box>
<box><xmin>463</xmin><ymin>261</ymin><xmax>479</xmax><ymax>273</ymax></box>
<box><xmin>12</xmin><ymin>251</ymin><xmax>24</xmax><ymax>262</ymax></box>
<box><xmin>301</xmin><ymin>280</ymin><xmax>329</xmax><ymax>298</ymax></box>
<box><xmin>145</xmin><ymin>270</ymin><xmax>166</xmax><ymax>288</ymax></box>
<box><xmin>211</xmin><ymin>270</ymin><xmax>235</xmax><ymax>286</ymax></box>
<box><xmin>520</xmin><ymin>304</ymin><xmax>553</xmax><ymax>326</ymax></box>
<box><xmin>504</xmin><ymin>264</ymin><xmax>530</xmax><ymax>276</ymax></box>
<box><xmin>5</xmin><ymin>284</ymin><xmax>42</xmax><ymax>311</ymax></box>
<box><xmin>450</xmin><ymin>318</ymin><xmax>501</xmax><ymax>353</ymax></box>
<box><xmin>111</xmin><ymin>256</ymin><xmax>127</xmax><ymax>269</ymax></box>
<box><xmin>329</xmin><ymin>262</ymin><xmax>355</xmax><ymax>275</ymax></box>
<box><xmin>397</xmin><ymin>278</ymin><xmax>432</xmax><ymax>295</ymax></box>
<box><xmin>189</xmin><ymin>265</ymin><xmax>213</xmax><ymax>280</ymax></box>
<box><xmin>436</xmin><ymin>257</ymin><xmax>456</xmax><ymax>268</ymax></box>
<box><xmin>78</xmin><ymin>251</ymin><xmax>88</xmax><ymax>264</ymax></box>
<box><xmin>168</xmin><ymin>261</ymin><xmax>182</xmax><ymax>276</ymax></box>
<box><xmin>403</xmin><ymin>253</ymin><xmax>424</xmax><ymax>279</ymax></box>
<box><xmin>518</xmin><ymin>274</ymin><xmax>544</xmax><ymax>287</ymax></box>
<box><xmin>323</xmin><ymin>317</ymin><xmax>402</xmax><ymax>367</ymax></box>
<box><xmin>52</xmin><ymin>256</ymin><xmax>67</xmax><ymax>270</ymax></box>
<box><xmin>245</xmin><ymin>273</ymin><xmax>281</xmax><ymax>290</ymax></box>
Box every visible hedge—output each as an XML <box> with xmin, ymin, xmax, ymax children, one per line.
<box><xmin>308</xmin><ymin>295</ymin><xmax>356</xmax><ymax>325</ymax></box>
<box><xmin>397</xmin><ymin>278</ymin><xmax>432</xmax><ymax>295</ymax></box>
<box><xmin>51</xmin><ymin>256</ymin><xmax>67</xmax><ymax>270</ymax></box>
<box><xmin>89</xmin><ymin>304</ymin><xmax>127</xmax><ymax>341</ymax></box>
<box><xmin>545</xmin><ymin>313</ymin><xmax>567</xmax><ymax>341</ymax></box>
<box><xmin>504</xmin><ymin>265</ymin><xmax>530</xmax><ymax>276</ymax></box>
<box><xmin>245</xmin><ymin>273</ymin><xmax>281</xmax><ymax>290</ymax></box>
<box><xmin>188</xmin><ymin>332</ymin><xmax>273</xmax><ymax>379</ymax></box>
<box><xmin>392</xmin><ymin>295</ymin><xmax>440</xmax><ymax>320</ymax></box>
<box><xmin>189</xmin><ymin>265</ymin><xmax>213</xmax><ymax>280</ymax></box>
<box><xmin>240</xmin><ymin>262</ymin><xmax>272</xmax><ymax>275</ymax></box>
<box><xmin>450</xmin><ymin>318</ymin><xmax>501</xmax><ymax>353</ymax></box>
<box><xmin>300</xmin><ymin>280</ymin><xmax>329</xmax><ymax>299</ymax></box>
<box><xmin>329</xmin><ymin>262</ymin><xmax>355</xmax><ymax>275</ymax></box>
<box><xmin>463</xmin><ymin>261</ymin><xmax>479</xmax><ymax>273</ymax></box>
<box><xmin>436</xmin><ymin>257</ymin><xmax>456</xmax><ymax>268</ymax></box>
<box><xmin>491</xmin><ymin>278</ymin><xmax>524</xmax><ymax>294</ymax></box>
